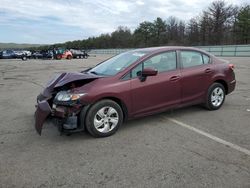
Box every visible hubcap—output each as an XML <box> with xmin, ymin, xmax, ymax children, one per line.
<box><xmin>211</xmin><ymin>87</ymin><xmax>224</xmax><ymax>107</ymax></box>
<box><xmin>94</xmin><ymin>106</ymin><xmax>119</xmax><ymax>133</ymax></box>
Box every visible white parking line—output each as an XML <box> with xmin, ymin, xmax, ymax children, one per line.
<box><xmin>167</xmin><ymin>118</ymin><xmax>250</xmax><ymax>156</ymax></box>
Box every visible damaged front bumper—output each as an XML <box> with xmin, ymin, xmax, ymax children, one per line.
<box><xmin>35</xmin><ymin>100</ymin><xmax>51</xmax><ymax>135</ymax></box>
<box><xmin>35</xmin><ymin>99</ymin><xmax>86</xmax><ymax>135</ymax></box>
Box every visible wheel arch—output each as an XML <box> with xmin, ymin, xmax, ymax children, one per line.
<box><xmin>213</xmin><ymin>79</ymin><xmax>228</xmax><ymax>94</ymax></box>
<box><xmin>67</xmin><ymin>55</ymin><xmax>72</xmax><ymax>59</ymax></box>
<box><xmin>94</xmin><ymin>96</ymin><xmax>129</xmax><ymax>121</ymax></box>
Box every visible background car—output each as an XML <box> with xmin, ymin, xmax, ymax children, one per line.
<box><xmin>31</xmin><ymin>50</ymin><xmax>53</xmax><ymax>59</ymax></box>
<box><xmin>13</xmin><ymin>50</ymin><xmax>24</xmax><ymax>58</ymax></box>
<box><xmin>22</xmin><ymin>50</ymin><xmax>32</xmax><ymax>58</ymax></box>
<box><xmin>70</xmin><ymin>49</ymin><xmax>89</xmax><ymax>59</ymax></box>
<box><xmin>54</xmin><ymin>48</ymin><xmax>73</xmax><ymax>60</ymax></box>
<box><xmin>31</xmin><ymin>51</ymin><xmax>43</xmax><ymax>59</ymax></box>
<box><xmin>0</xmin><ymin>50</ymin><xmax>15</xmax><ymax>59</ymax></box>
<box><xmin>13</xmin><ymin>50</ymin><xmax>31</xmax><ymax>60</ymax></box>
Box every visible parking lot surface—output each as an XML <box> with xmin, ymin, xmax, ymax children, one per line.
<box><xmin>0</xmin><ymin>56</ymin><xmax>249</xmax><ymax>187</ymax></box>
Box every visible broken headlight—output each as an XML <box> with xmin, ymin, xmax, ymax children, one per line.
<box><xmin>55</xmin><ymin>91</ymin><xmax>86</xmax><ymax>102</ymax></box>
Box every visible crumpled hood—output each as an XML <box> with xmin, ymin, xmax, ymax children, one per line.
<box><xmin>42</xmin><ymin>72</ymin><xmax>103</xmax><ymax>97</ymax></box>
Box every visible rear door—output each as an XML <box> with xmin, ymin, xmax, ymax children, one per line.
<box><xmin>129</xmin><ymin>51</ymin><xmax>181</xmax><ymax>116</ymax></box>
<box><xmin>179</xmin><ymin>50</ymin><xmax>212</xmax><ymax>105</ymax></box>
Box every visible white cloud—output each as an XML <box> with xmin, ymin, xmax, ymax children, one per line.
<box><xmin>136</xmin><ymin>0</ymin><xmax>145</xmax><ymax>6</ymax></box>
<box><xmin>0</xmin><ymin>0</ymin><xmax>248</xmax><ymax>43</ymax></box>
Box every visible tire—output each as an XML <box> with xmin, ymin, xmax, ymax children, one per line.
<box><xmin>84</xmin><ymin>99</ymin><xmax>123</xmax><ymax>137</ymax></box>
<box><xmin>22</xmin><ymin>56</ymin><xmax>27</xmax><ymax>61</ymax></box>
<box><xmin>67</xmin><ymin>55</ymin><xmax>72</xmax><ymax>60</ymax></box>
<box><xmin>205</xmin><ymin>83</ymin><xmax>225</xmax><ymax>110</ymax></box>
<box><xmin>56</xmin><ymin>55</ymin><xmax>61</xmax><ymax>60</ymax></box>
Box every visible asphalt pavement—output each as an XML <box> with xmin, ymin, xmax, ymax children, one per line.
<box><xmin>0</xmin><ymin>56</ymin><xmax>249</xmax><ymax>187</ymax></box>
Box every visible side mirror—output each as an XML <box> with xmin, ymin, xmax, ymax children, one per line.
<box><xmin>142</xmin><ymin>68</ymin><xmax>158</xmax><ymax>77</ymax></box>
<box><xmin>139</xmin><ymin>68</ymin><xmax>158</xmax><ymax>81</ymax></box>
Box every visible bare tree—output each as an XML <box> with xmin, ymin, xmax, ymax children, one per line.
<box><xmin>206</xmin><ymin>0</ymin><xmax>237</xmax><ymax>44</ymax></box>
<box><xmin>187</xmin><ymin>18</ymin><xmax>200</xmax><ymax>45</ymax></box>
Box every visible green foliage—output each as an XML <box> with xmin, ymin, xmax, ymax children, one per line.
<box><xmin>134</xmin><ymin>21</ymin><xmax>156</xmax><ymax>47</ymax></box>
<box><xmin>235</xmin><ymin>5</ymin><xmax>250</xmax><ymax>44</ymax></box>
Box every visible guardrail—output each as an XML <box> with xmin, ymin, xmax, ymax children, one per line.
<box><xmin>89</xmin><ymin>44</ymin><xmax>250</xmax><ymax>57</ymax></box>
<box><xmin>89</xmin><ymin>49</ymin><xmax>133</xmax><ymax>55</ymax></box>
<box><xmin>198</xmin><ymin>45</ymin><xmax>250</xmax><ymax>57</ymax></box>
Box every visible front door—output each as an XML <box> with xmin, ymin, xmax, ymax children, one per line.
<box><xmin>130</xmin><ymin>51</ymin><xmax>181</xmax><ymax>116</ymax></box>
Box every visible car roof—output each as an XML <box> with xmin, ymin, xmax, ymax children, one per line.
<box><xmin>130</xmin><ymin>46</ymin><xmax>209</xmax><ymax>55</ymax></box>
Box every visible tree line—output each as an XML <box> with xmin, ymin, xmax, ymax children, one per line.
<box><xmin>37</xmin><ymin>0</ymin><xmax>249</xmax><ymax>50</ymax></box>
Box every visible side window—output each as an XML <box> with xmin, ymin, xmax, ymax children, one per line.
<box><xmin>202</xmin><ymin>54</ymin><xmax>210</xmax><ymax>64</ymax></box>
<box><xmin>131</xmin><ymin>63</ymin><xmax>143</xmax><ymax>78</ymax></box>
<box><xmin>180</xmin><ymin>51</ymin><xmax>203</xmax><ymax>68</ymax></box>
<box><xmin>130</xmin><ymin>51</ymin><xmax>177</xmax><ymax>79</ymax></box>
<box><xmin>144</xmin><ymin>51</ymin><xmax>177</xmax><ymax>72</ymax></box>
<box><xmin>122</xmin><ymin>72</ymin><xmax>131</xmax><ymax>80</ymax></box>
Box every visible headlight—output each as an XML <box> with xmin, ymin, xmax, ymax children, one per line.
<box><xmin>55</xmin><ymin>91</ymin><xmax>86</xmax><ymax>102</ymax></box>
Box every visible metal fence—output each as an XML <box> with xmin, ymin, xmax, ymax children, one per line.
<box><xmin>198</xmin><ymin>45</ymin><xmax>250</xmax><ymax>57</ymax></box>
<box><xmin>89</xmin><ymin>48</ymin><xmax>134</xmax><ymax>55</ymax></box>
<box><xmin>89</xmin><ymin>44</ymin><xmax>250</xmax><ymax>57</ymax></box>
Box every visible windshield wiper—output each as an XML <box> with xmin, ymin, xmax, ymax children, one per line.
<box><xmin>89</xmin><ymin>71</ymin><xmax>110</xmax><ymax>76</ymax></box>
<box><xmin>89</xmin><ymin>71</ymin><xmax>99</xmax><ymax>75</ymax></box>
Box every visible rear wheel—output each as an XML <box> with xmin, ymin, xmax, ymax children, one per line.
<box><xmin>67</xmin><ymin>55</ymin><xmax>72</xmax><ymax>60</ymax></box>
<box><xmin>205</xmin><ymin>83</ymin><xmax>225</xmax><ymax>110</ymax></box>
<box><xmin>84</xmin><ymin>100</ymin><xmax>123</xmax><ymax>137</ymax></box>
<box><xmin>56</xmin><ymin>55</ymin><xmax>62</xmax><ymax>60</ymax></box>
<box><xmin>22</xmin><ymin>56</ymin><xmax>27</xmax><ymax>61</ymax></box>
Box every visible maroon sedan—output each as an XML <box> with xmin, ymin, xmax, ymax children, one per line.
<box><xmin>35</xmin><ymin>47</ymin><xmax>236</xmax><ymax>137</ymax></box>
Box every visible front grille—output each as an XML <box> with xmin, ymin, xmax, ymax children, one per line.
<box><xmin>53</xmin><ymin>100</ymin><xmax>77</xmax><ymax>106</ymax></box>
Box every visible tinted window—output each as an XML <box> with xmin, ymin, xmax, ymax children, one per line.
<box><xmin>131</xmin><ymin>63</ymin><xmax>143</xmax><ymax>78</ymax></box>
<box><xmin>122</xmin><ymin>72</ymin><xmax>131</xmax><ymax>80</ymax></box>
<box><xmin>180</xmin><ymin>51</ymin><xmax>203</xmax><ymax>68</ymax></box>
<box><xmin>203</xmin><ymin>54</ymin><xmax>210</xmax><ymax>64</ymax></box>
<box><xmin>130</xmin><ymin>51</ymin><xmax>177</xmax><ymax>79</ymax></box>
<box><xmin>144</xmin><ymin>51</ymin><xmax>177</xmax><ymax>72</ymax></box>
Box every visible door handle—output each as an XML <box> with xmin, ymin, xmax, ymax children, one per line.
<box><xmin>205</xmin><ymin>68</ymin><xmax>212</xmax><ymax>74</ymax></box>
<box><xmin>170</xmin><ymin>76</ymin><xmax>180</xmax><ymax>82</ymax></box>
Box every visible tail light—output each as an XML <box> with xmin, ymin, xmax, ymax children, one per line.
<box><xmin>229</xmin><ymin>63</ymin><xmax>235</xmax><ymax>70</ymax></box>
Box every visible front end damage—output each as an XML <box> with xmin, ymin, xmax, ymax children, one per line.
<box><xmin>35</xmin><ymin>97</ymin><xmax>84</xmax><ymax>135</ymax></box>
<box><xmin>34</xmin><ymin>72</ymin><xmax>101</xmax><ymax>135</ymax></box>
<box><xmin>35</xmin><ymin>100</ymin><xmax>51</xmax><ymax>135</ymax></box>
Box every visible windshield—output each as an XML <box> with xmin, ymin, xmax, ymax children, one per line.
<box><xmin>88</xmin><ymin>51</ymin><xmax>146</xmax><ymax>76</ymax></box>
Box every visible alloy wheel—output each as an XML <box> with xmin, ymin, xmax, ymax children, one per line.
<box><xmin>211</xmin><ymin>87</ymin><xmax>224</xmax><ymax>107</ymax></box>
<box><xmin>93</xmin><ymin>106</ymin><xmax>119</xmax><ymax>133</ymax></box>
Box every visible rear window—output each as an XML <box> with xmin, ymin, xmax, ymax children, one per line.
<box><xmin>180</xmin><ymin>51</ymin><xmax>210</xmax><ymax>68</ymax></box>
<box><xmin>202</xmin><ymin>54</ymin><xmax>210</xmax><ymax>64</ymax></box>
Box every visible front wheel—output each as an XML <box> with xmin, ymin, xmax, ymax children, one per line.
<box><xmin>22</xmin><ymin>56</ymin><xmax>27</xmax><ymax>61</ymax></box>
<box><xmin>84</xmin><ymin>100</ymin><xmax>123</xmax><ymax>137</ymax></box>
<box><xmin>205</xmin><ymin>83</ymin><xmax>225</xmax><ymax>110</ymax></box>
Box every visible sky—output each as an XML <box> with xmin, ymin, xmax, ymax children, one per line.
<box><xmin>0</xmin><ymin>0</ymin><xmax>248</xmax><ymax>44</ymax></box>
